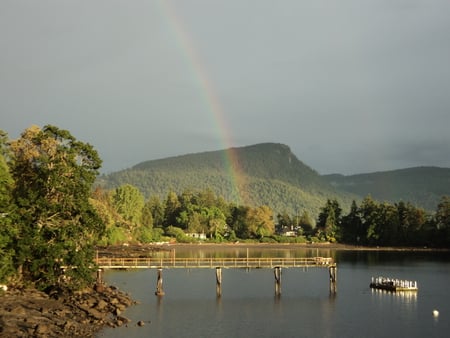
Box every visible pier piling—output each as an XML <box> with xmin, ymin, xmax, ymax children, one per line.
<box><xmin>155</xmin><ymin>268</ymin><xmax>165</xmax><ymax>296</ymax></box>
<box><xmin>96</xmin><ymin>268</ymin><xmax>103</xmax><ymax>284</ymax></box>
<box><xmin>274</xmin><ymin>267</ymin><xmax>282</xmax><ymax>296</ymax></box>
<box><xmin>216</xmin><ymin>267</ymin><xmax>222</xmax><ymax>297</ymax></box>
<box><xmin>329</xmin><ymin>265</ymin><xmax>337</xmax><ymax>293</ymax></box>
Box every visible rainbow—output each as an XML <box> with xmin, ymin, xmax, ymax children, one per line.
<box><xmin>157</xmin><ymin>0</ymin><xmax>248</xmax><ymax>205</ymax></box>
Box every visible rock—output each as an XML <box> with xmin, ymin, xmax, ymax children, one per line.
<box><xmin>94</xmin><ymin>283</ymin><xmax>105</xmax><ymax>293</ymax></box>
<box><xmin>10</xmin><ymin>305</ymin><xmax>27</xmax><ymax>315</ymax></box>
<box><xmin>35</xmin><ymin>323</ymin><xmax>51</xmax><ymax>334</ymax></box>
<box><xmin>137</xmin><ymin>320</ymin><xmax>145</xmax><ymax>326</ymax></box>
<box><xmin>0</xmin><ymin>285</ymin><xmax>135</xmax><ymax>337</ymax></box>
<box><xmin>115</xmin><ymin>315</ymin><xmax>130</xmax><ymax>326</ymax></box>
<box><xmin>96</xmin><ymin>299</ymin><xmax>108</xmax><ymax>310</ymax></box>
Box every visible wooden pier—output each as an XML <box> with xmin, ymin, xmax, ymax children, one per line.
<box><xmin>95</xmin><ymin>256</ymin><xmax>337</xmax><ymax>296</ymax></box>
<box><xmin>95</xmin><ymin>256</ymin><xmax>334</xmax><ymax>270</ymax></box>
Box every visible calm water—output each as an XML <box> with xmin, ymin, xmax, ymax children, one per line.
<box><xmin>98</xmin><ymin>247</ymin><xmax>450</xmax><ymax>338</ymax></box>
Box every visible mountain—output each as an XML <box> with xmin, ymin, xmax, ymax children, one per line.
<box><xmin>97</xmin><ymin>143</ymin><xmax>357</xmax><ymax>218</ymax></box>
<box><xmin>323</xmin><ymin>166</ymin><xmax>450</xmax><ymax>211</ymax></box>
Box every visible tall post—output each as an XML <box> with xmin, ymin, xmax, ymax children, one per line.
<box><xmin>216</xmin><ymin>267</ymin><xmax>222</xmax><ymax>297</ymax></box>
<box><xmin>96</xmin><ymin>268</ymin><xmax>103</xmax><ymax>284</ymax></box>
<box><xmin>155</xmin><ymin>268</ymin><xmax>165</xmax><ymax>296</ymax></box>
<box><xmin>274</xmin><ymin>267</ymin><xmax>282</xmax><ymax>296</ymax></box>
<box><xmin>329</xmin><ymin>265</ymin><xmax>337</xmax><ymax>294</ymax></box>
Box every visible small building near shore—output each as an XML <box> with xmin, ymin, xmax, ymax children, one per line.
<box><xmin>185</xmin><ymin>232</ymin><xmax>207</xmax><ymax>240</ymax></box>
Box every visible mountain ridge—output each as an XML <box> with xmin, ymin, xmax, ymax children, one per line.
<box><xmin>98</xmin><ymin>143</ymin><xmax>356</xmax><ymax>217</ymax></box>
<box><xmin>323</xmin><ymin>166</ymin><xmax>450</xmax><ymax>210</ymax></box>
<box><xmin>97</xmin><ymin>143</ymin><xmax>450</xmax><ymax>216</ymax></box>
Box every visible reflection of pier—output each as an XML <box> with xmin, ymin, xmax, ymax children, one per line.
<box><xmin>96</xmin><ymin>256</ymin><xmax>337</xmax><ymax>296</ymax></box>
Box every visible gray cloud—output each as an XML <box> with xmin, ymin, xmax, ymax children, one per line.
<box><xmin>1</xmin><ymin>0</ymin><xmax>449</xmax><ymax>175</ymax></box>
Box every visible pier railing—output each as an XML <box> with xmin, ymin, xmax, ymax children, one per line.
<box><xmin>95</xmin><ymin>256</ymin><xmax>334</xmax><ymax>269</ymax></box>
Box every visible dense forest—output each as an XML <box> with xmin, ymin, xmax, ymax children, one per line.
<box><xmin>324</xmin><ymin>167</ymin><xmax>450</xmax><ymax>211</ymax></box>
<box><xmin>97</xmin><ymin>143</ymin><xmax>357</xmax><ymax>219</ymax></box>
<box><xmin>1</xmin><ymin>126</ymin><xmax>449</xmax><ymax>292</ymax></box>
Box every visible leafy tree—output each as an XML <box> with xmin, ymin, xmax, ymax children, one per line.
<box><xmin>246</xmin><ymin>205</ymin><xmax>274</xmax><ymax>239</ymax></box>
<box><xmin>9</xmin><ymin>125</ymin><xmax>104</xmax><ymax>290</ymax></box>
<box><xmin>163</xmin><ymin>191</ymin><xmax>181</xmax><ymax>227</ymax></box>
<box><xmin>204</xmin><ymin>206</ymin><xmax>227</xmax><ymax>240</ymax></box>
<box><xmin>147</xmin><ymin>195</ymin><xmax>165</xmax><ymax>228</ymax></box>
<box><xmin>112</xmin><ymin>184</ymin><xmax>145</xmax><ymax>226</ymax></box>
<box><xmin>276</xmin><ymin>211</ymin><xmax>292</xmax><ymax>233</ymax></box>
<box><xmin>141</xmin><ymin>199</ymin><xmax>154</xmax><ymax>229</ymax></box>
<box><xmin>229</xmin><ymin>205</ymin><xmax>251</xmax><ymax>239</ymax></box>
<box><xmin>0</xmin><ymin>130</ymin><xmax>16</xmax><ymax>283</ymax></box>
<box><xmin>298</xmin><ymin>210</ymin><xmax>314</xmax><ymax>235</ymax></box>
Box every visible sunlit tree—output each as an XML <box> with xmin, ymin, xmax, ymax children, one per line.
<box><xmin>9</xmin><ymin>125</ymin><xmax>104</xmax><ymax>290</ymax></box>
<box><xmin>112</xmin><ymin>184</ymin><xmax>145</xmax><ymax>227</ymax></box>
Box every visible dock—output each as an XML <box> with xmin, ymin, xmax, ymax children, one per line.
<box><xmin>95</xmin><ymin>256</ymin><xmax>334</xmax><ymax>269</ymax></box>
<box><xmin>95</xmin><ymin>256</ymin><xmax>337</xmax><ymax>296</ymax></box>
<box><xmin>370</xmin><ymin>276</ymin><xmax>418</xmax><ymax>292</ymax></box>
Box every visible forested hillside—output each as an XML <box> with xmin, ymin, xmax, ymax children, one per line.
<box><xmin>323</xmin><ymin>167</ymin><xmax>450</xmax><ymax>211</ymax></box>
<box><xmin>97</xmin><ymin>143</ymin><xmax>356</xmax><ymax>218</ymax></box>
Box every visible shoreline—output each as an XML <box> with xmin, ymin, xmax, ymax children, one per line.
<box><xmin>3</xmin><ymin>242</ymin><xmax>446</xmax><ymax>337</ymax></box>
<box><xmin>147</xmin><ymin>242</ymin><xmax>450</xmax><ymax>252</ymax></box>
<box><xmin>96</xmin><ymin>242</ymin><xmax>450</xmax><ymax>259</ymax></box>
<box><xmin>0</xmin><ymin>284</ymin><xmax>136</xmax><ymax>338</ymax></box>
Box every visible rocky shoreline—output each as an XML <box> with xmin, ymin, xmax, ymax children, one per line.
<box><xmin>0</xmin><ymin>284</ymin><xmax>138</xmax><ymax>338</ymax></box>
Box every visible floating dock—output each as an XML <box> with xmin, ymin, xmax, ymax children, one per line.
<box><xmin>370</xmin><ymin>276</ymin><xmax>418</xmax><ymax>292</ymax></box>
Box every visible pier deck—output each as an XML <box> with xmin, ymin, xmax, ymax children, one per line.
<box><xmin>95</xmin><ymin>256</ymin><xmax>334</xmax><ymax>270</ymax></box>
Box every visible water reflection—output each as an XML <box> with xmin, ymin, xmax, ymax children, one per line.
<box><xmin>98</xmin><ymin>248</ymin><xmax>450</xmax><ymax>338</ymax></box>
<box><xmin>371</xmin><ymin>288</ymin><xmax>418</xmax><ymax>303</ymax></box>
<box><xmin>159</xmin><ymin>245</ymin><xmax>339</xmax><ymax>260</ymax></box>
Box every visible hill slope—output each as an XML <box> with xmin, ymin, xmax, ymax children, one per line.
<box><xmin>323</xmin><ymin>166</ymin><xmax>450</xmax><ymax>210</ymax></box>
<box><xmin>97</xmin><ymin>143</ymin><xmax>356</xmax><ymax>218</ymax></box>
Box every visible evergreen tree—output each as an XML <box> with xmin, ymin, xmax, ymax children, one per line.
<box><xmin>316</xmin><ymin>199</ymin><xmax>342</xmax><ymax>241</ymax></box>
<box><xmin>435</xmin><ymin>196</ymin><xmax>450</xmax><ymax>246</ymax></box>
<box><xmin>340</xmin><ymin>200</ymin><xmax>362</xmax><ymax>244</ymax></box>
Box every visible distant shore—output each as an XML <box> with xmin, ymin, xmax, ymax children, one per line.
<box><xmin>97</xmin><ymin>242</ymin><xmax>450</xmax><ymax>258</ymax></box>
<box><xmin>166</xmin><ymin>242</ymin><xmax>449</xmax><ymax>252</ymax></box>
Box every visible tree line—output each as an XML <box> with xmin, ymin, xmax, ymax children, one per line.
<box><xmin>92</xmin><ymin>183</ymin><xmax>450</xmax><ymax>249</ymax></box>
<box><xmin>315</xmin><ymin>197</ymin><xmax>450</xmax><ymax>247</ymax></box>
<box><xmin>1</xmin><ymin>125</ymin><xmax>449</xmax><ymax>292</ymax></box>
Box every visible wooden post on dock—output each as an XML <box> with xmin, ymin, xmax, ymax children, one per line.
<box><xmin>216</xmin><ymin>267</ymin><xmax>222</xmax><ymax>297</ymax></box>
<box><xmin>96</xmin><ymin>268</ymin><xmax>103</xmax><ymax>284</ymax></box>
<box><xmin>329</xmin><ymin>265</ymin><xmax>337</xmax><ymax>293</ymax></box>
<box><xmin>274</xmin><ymin>267</ymin><xmax>282</xmax><ymax>296</ymax></box>
<box><xmin>155</xmin><ymin>268</ymin><xmax>165</xmax><ymax>296</ymax></box>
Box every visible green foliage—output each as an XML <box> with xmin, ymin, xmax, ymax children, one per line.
<box><xmin>165</xmin><ymin>226</ymin><xmax>190</xmax><ymax>243</ymax></box>
<box><xmin>324</xmin><ymin>167</ymin><xmax>450</xmax><ymax>211</ymax></box>
<box><xmin>0</xmin><ymin>131</ymin><xmax>16</xmax><ymax>283</ymax></box>
<box><xmin>334</xmin><ymin>195</ymin><xmax>449</xmax><ymax>248</ymax></box>
<box><xmin>97</xmin><ymin>143</ymin><xmax>356</xmax><ymax>219</ymax></box>
<box><xmin>316</xmin><ymin>199</ymin><xmax>342</xmax><ymax>241</ymax></box>
<box><xmin>8</xmin><ymin>125</ymin><xmax>104</xmax><ymax>290</ymax></box>
<box><xmin>102</xmin><ymin>225</ymin><xmax>128</xmax><ymax>245</ymax></box>
<box><xmin>112</xmin><ymin>184</ymin><xmax>145</xmax><ymax>226</ymax></box>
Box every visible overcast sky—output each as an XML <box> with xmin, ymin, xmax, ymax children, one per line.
<box><xmin>1</xmin><ymin>0</ymin><xmax>450</xmax><ymax>175</ymax></box>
